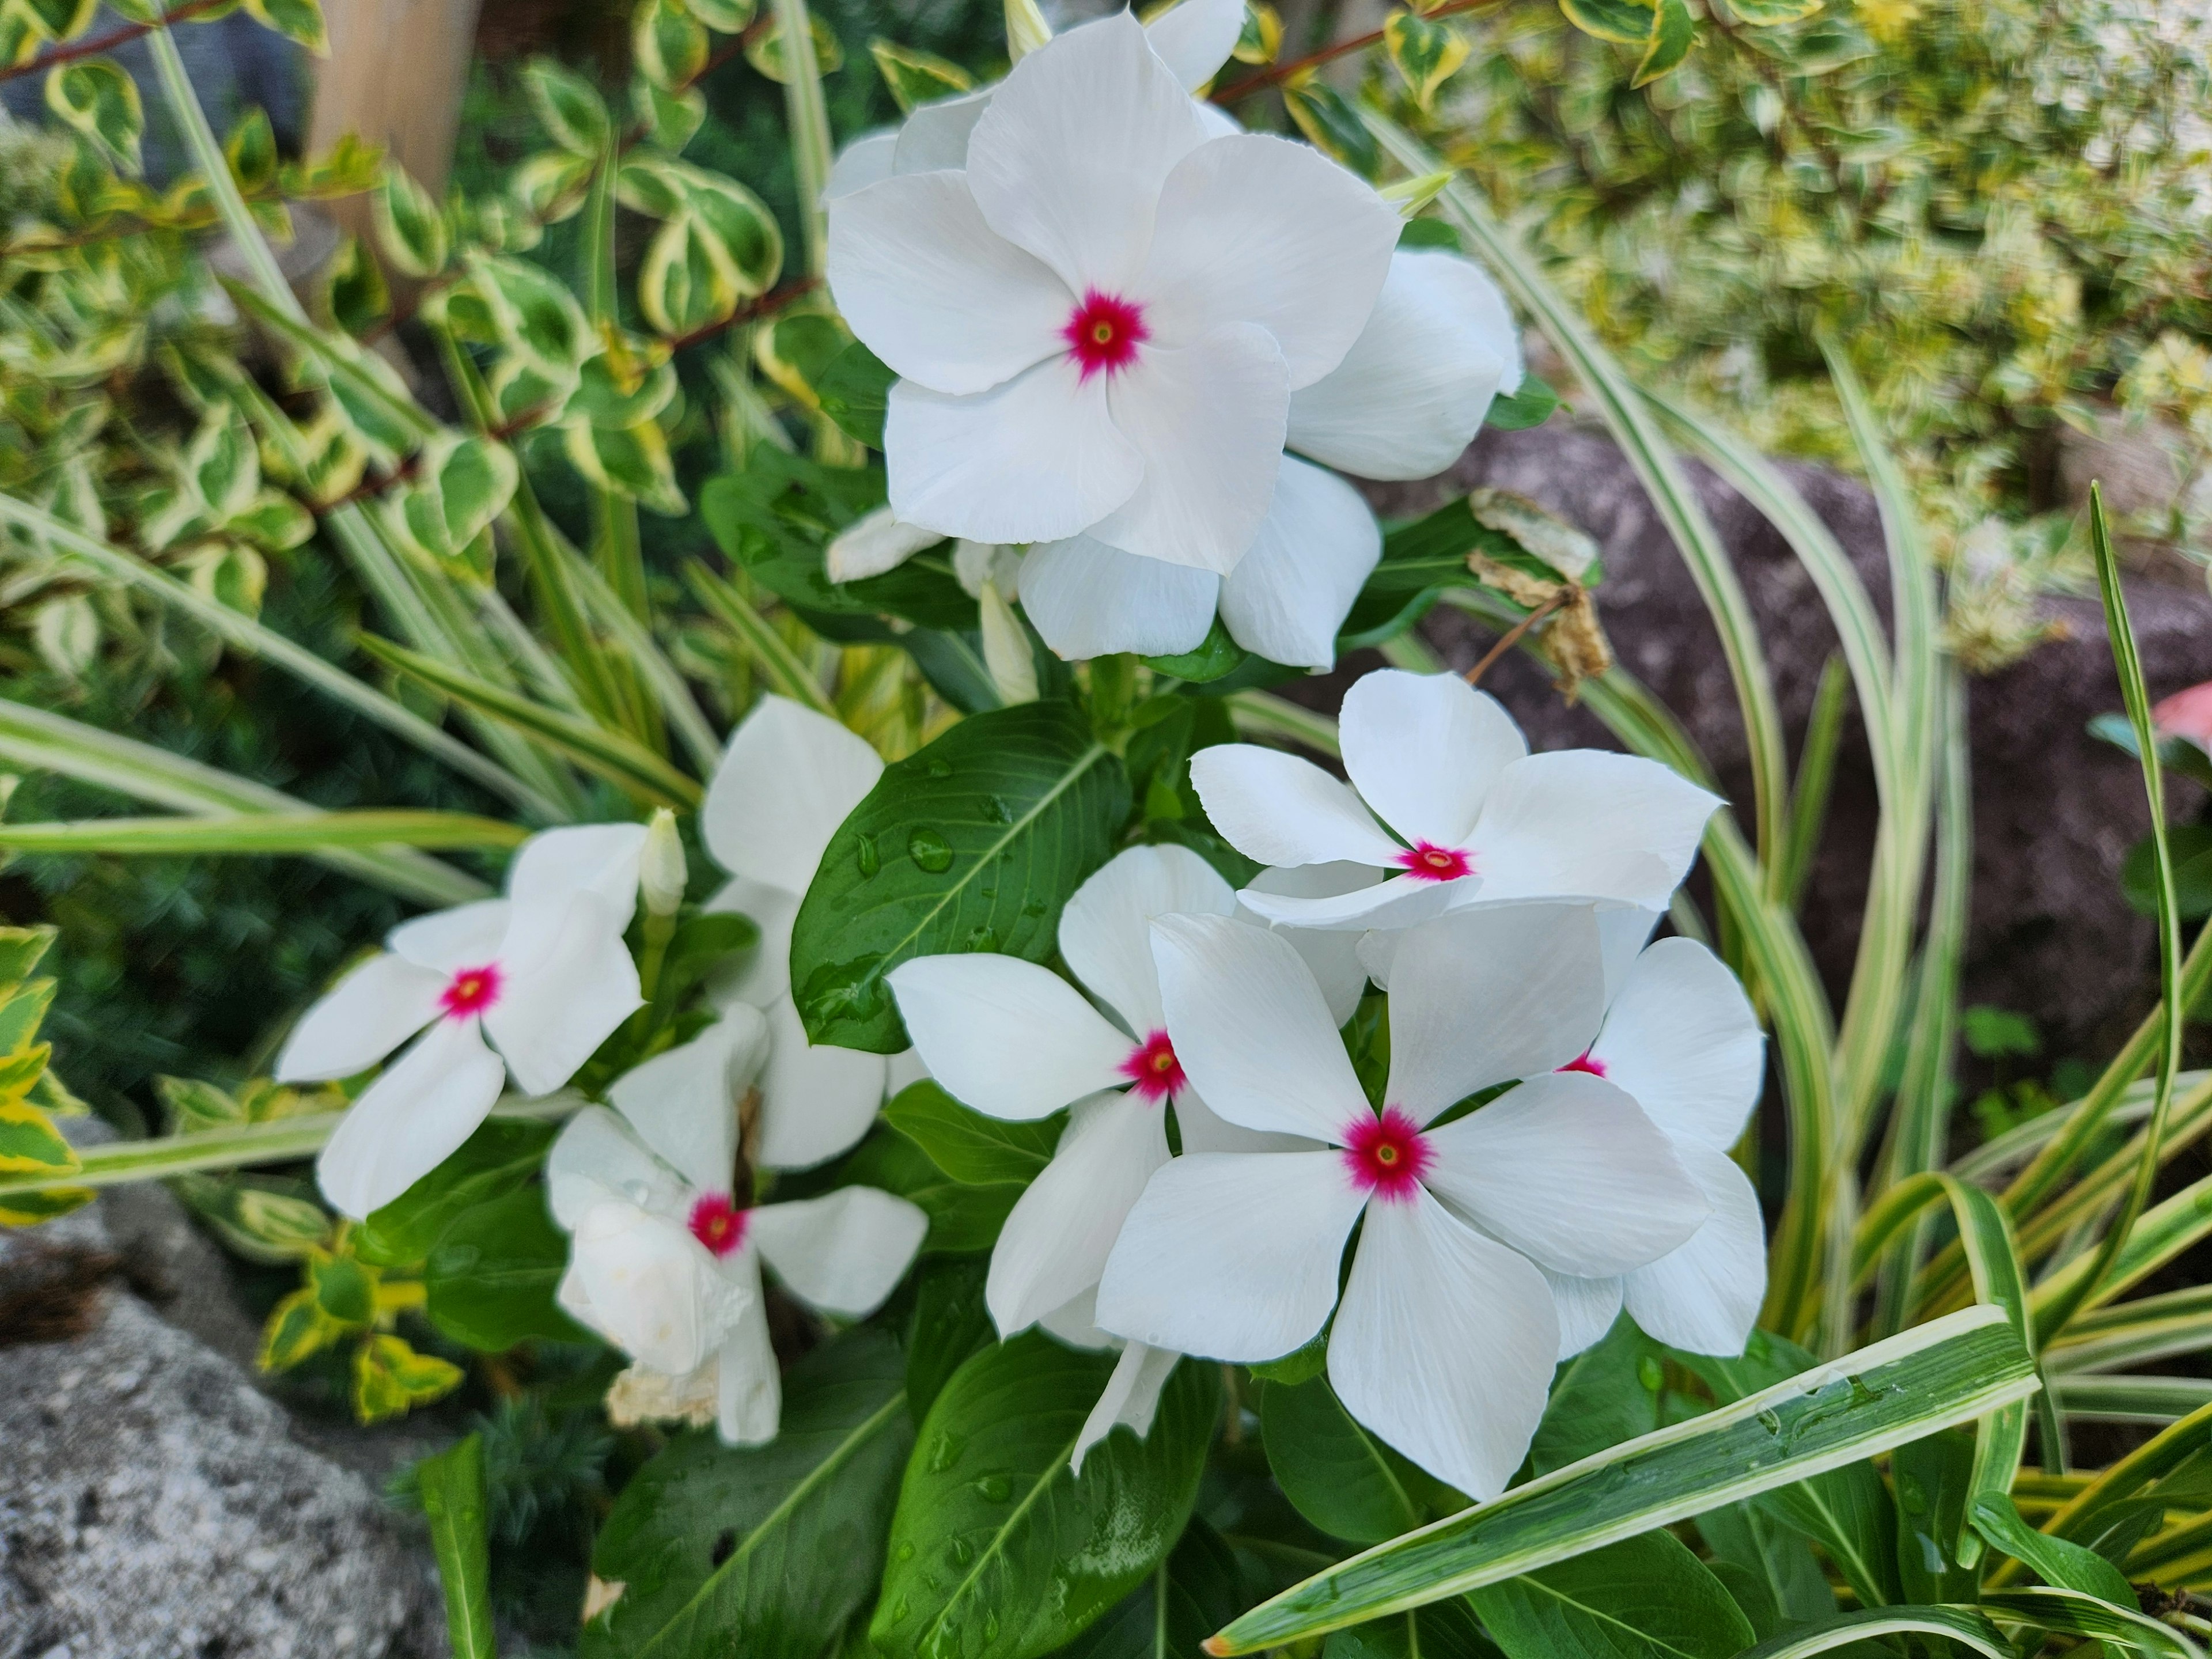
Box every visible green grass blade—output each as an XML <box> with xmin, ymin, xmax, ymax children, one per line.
<box><xmin>1225</xmin><ymin>690</ymin><xmax>1349</xmax><ymax>757</ymax></box>
<box><xmin>1203</xmin><ymin>1308</ymin><xmax>2037</xmax><ymax>1653</ymax></box>
<box><xmin>0</xmin><ymin>812</ymin><xmax>527</xmax><ymax>854</ymax></box>
<box><xmin>1980</xmin><ymin>1588</ymin><xmax>2203</xmax><ymax>1658</ymax></box>
<box><xmin>1730</xmin><ymin>1607</ymin><xmax>2012</xmax><ymax>1659</ymax></box>
<box><xmin>1781</xmin><ymin>654</ymin><xmax>1850</xmax><ymax>912</ymax></box>
<box><xmin>2040</xmin><ymin>1398</ymin><xmax>2212</xmax><ymax>1545</ymax></box>
<box><xmin>562</xmin><ymin>539</ymin><xmax>724</xmax><ymax>776</ymax></box>
<box><xmin>2047</xmin><ymin>1291</ymin><xmax>2212</xmax><ymax>1376</ymax></box>
<box><xmin>685</xmin><ymin>562</ymin><xmax>836</xmax><ymax>717</ymax></box>
<box><xmin>358</xmin><ymin>635</ymin><xmax>702</xmax><ymax>810</ymax></box>
<box><xmin>2047</xmin><ymin>1376</ymin><xmax>2212</xmax><ymax>1425</ymax></box>
<box><xmin>771</xmin><ymin>0</ymin><xmax>834</xmax><ymax>279</ymax></box>
<box><xmin>2034</xmin><ymin>486</ymin><xmax>2183</xmax><ymax>1346</ymax></box>
<box><xmin>0</xmin><ymin>696</ymin><xmax>488</xmax><ymax>906</ymax></box>
<box><xmin>418</xmin><ymin>1435</ymin><xmax>498</xmax><ymax>1659</ymax></box>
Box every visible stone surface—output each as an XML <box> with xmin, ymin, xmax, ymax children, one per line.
<box><xmin>0</xmin><ymin>1160</ymin><xmax>444</xmax><ymax>1659</ymax></box>
<box><xmin>1334</xmin><ymin>419</ymin><xmax>2212</xmax><ymax>1057</ymax></box>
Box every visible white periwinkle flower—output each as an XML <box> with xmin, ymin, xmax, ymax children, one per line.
<box><xmin>1094</xmin><ymin>904</ymin><xmax>1710</xmax><ymax>1499</ymax></box>
<box><xmin>549</xmin><ymin>1011</ymin><xmax>926</xmax><ymax>1444</ymax></box>
<box><xmin>700</xmin><ymin>695</ymin><xmax>896</xmax><ymax>1169</ymax></box>
<box><xmin>278</xmin><ymin>824</ymin><xmax>647</xmax><ymax>1220</ymax></box>
<box><xmin>1192</xmin><ymin>668</ymin><xmax>1720</xmax><ymax>930</ymax></box>
<box><xmin>826</xmin><ymin>10</ymin><xmax>1400</xmax><ymax>571</ymax></box>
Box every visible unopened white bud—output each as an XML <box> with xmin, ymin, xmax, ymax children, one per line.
<box><xmin>642</xmin><ymin>808</ymin><xmax>686</xmax><ymax>916</ymax></box>
<box><xmin>979</xmin><ymin>579</ymin><xmax>1040</xmax><ymax>706</ymax></box>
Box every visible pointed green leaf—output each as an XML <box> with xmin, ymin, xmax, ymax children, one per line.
<box><xmin>0</xmin><ymin>810</ymin><xmax>529</xmax><ymax>855</ymax></box>
<box><xmin>1468</xmin><ymin>1530</ymin><xmax>1753</xmax><ymax>1659</ymax></box>
<box><xmin>243</xmin><ymin>0</ymin><xmax>328</xmax><ymax>52</ymax></box>
<box><xmin>868</xmin><ymin>37</ymin><xmax>974</xmax><ymax>111</ymax></box>
<box><xmin>1062</xmin><ymin>1520</ymin><xmax>1249</xmax><ymax>1659</ymax></box>
<box><xmin>882</xmin><ymin>1080</ymin><xmax>1062</xmax><ymax>1186</ymax></box>
<box><xmin>1556</xmin><ymin>0</ymin><xmax>1654</xmax><ymax>44</ymax></box>
<box><xmin>423</xmin><ymin>1183</ymin><xmax>584</xmax><ymax>1350</ymax></box>
<box><xmin>373</xmin><ymin>162</ymin><xmax>449</xmax><ymax>277</ymax></box>
<box><xmin>417</xmin><ymin>1435</ymin><xmax>496</xmax><ymax>1659</ymax></box>
<box><xmin>1264</xmin><ymin>1374</ymin><xmax>1452</xmax><ymax>1545</ymax></box>
<box><xmin>634</xmin><ymin>0</ymin><xmax>709</xmax><ymax>87</ymax></box>
<box><xmin>524</xmin><ymin>55</ymin><xmax>609</xmax><ymax>156</ymax></box>
<box><xmin>1729</xmin><ymin>1608</ymin><xmax>2010</xmax><ymax>1659</ymax></box>
<box><xmin>354</xmin><ymin>1333</ymin><xmax>465</xmax><ymax>1422</ymax></box>
<box><xmin>46</xmin><ymin>56</ymin><xmax>142</xmax><ymax>172</ymax></box>
<box><xmin>1633</xmin><ymin>0</ymin><xmax>1697</xmax><ymax>85</ymax></box>
<box><xmin>1383</xmin><ymin>12</ymin><xmax>1468</xmax><ymax>108</ymax></box>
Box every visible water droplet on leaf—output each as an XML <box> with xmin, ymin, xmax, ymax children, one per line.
<box><xmin>856</xmin><ymin>834</ymin><xmax>880</xmax><ymax>877</ymax></box>
<box><xmin>908</xmin><ymin>828</ymin><xmax>953</xmax><ymax>873</ymax></box>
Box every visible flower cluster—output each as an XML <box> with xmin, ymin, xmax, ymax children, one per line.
<box><xmin>822</xmin><ymin>6</ymin><xmax>1525</xmax><ymax>667</ymax></box>
<box><xmin>893</xmin><ymin>667</ymin><xmax>1762</xmax><ymax>1498</ymax></box>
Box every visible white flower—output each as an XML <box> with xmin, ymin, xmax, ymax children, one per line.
<box><xmin>1093</xmin><ymin>904</ymin><xmax>1710</xmax><ymax>1499</ymax></box>
<box><xmin>1191</xmin><ymin>668</ymin><xmax>1721</xmax><ymax>930</ymax></box>
<box><xmin>548</xmin><ymin>1010</ymin><xmax>927</xmax><ymax>1444</ymax></box>
<box><xmin>825</xmin><ymin>11</ymin><xmax>1400</xmax><ymax>571</ymax></box>
<box><xmin>699</xmin><ymin>695</ymin><xmax>897</xmax><ymax>1169</ymax></box>
<box><xmin>1363</xmin><ymin>910</ymin><xmax>1769</xmax><ymax>1357</ymax></box>
<box><xmin>278</xmin><ymin>824</ymin><xmax>647</xmax><ymax>1220</ymax></box>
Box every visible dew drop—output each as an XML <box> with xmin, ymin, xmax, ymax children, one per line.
<box><xmin>1756</xmin><ymin>1407</ymin><xmax>1783</xmax><ymax>1435</ymax></box>
<box><xmin>984</xmin><ymin>794</ymin><xmax>1014</xmax><ymax>824</ymax></box>
<box><xmin>857</xmin><ymin>834</ymin><xmax>880</xmax><ymax>877</ymax></box>
<box><xmin>983</xmin><ymin>1613</ymin><xmax>1000</xmax><ymax>1643</ymax></box>
<box><xmin>1020</xmin><ymin>898</ymin><xmax>1047</xmax><ymax>919</ymax></box>
<box><xmin>976</xmin><ymin>1474</ymin><xmax>1012</xmax><ymax>1502</ymax></box>
<box><xmin>1636</xmin><ymin>1356</ymin><xmax>1664</xmax><ymax>1393</ymax></box>
<box><xmin>895</xmin><ymin>1541</ymin><xmax>915</xmax><ymax>1562</ymax></box>
<box><xmin>963</xmin><ymin>926</ymin><xmax>999</xmax><ymax>953</ymax></box>
<box><xmin>908</xmin><ymin>828</ymin><xmax>954</xmax><ymax>873</ymax></box>
<box><xmin>950</xmin><ymin>1539</ymin><xmax>975</xmax><ymax>1566</ymax></box>
<box><xmin>927</xmin><ymin>1431</ymin><xmax>962</xmax><ymax>1472</ymax></box>
<box><xmin>926</xmin><ymin>757</ymin><xmax>954</xmax><ymax>779</ymax></box>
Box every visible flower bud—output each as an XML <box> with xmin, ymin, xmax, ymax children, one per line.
<box><xmin>641</xmin><ymin>807</ymin><xmax>687</xmax><ymax>916</ymax></box>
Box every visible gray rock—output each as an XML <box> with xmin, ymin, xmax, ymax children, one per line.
<box><xmin>0</xmin><ymin>1168</ymin><xmax>444</xmax><ymax>1659</ymax></box>
<box><xmin>1342</xmin><ymin>419</ymin><xmax>2212</xmax><ymax>1058</ymax></box>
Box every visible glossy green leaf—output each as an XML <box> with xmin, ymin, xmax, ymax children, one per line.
<box><xmin>1467</xmin><ymin>1530</ymin><xmax>1753</xmax><ymax>1659</ymax></box>
<box><xmin>1263</xmin><ymin>1375</ymin><xmax>1447</xmax><ymax>1546</ymax></box>
<box><xmin>1485</xmin><ymin>374</ymin><xmax>1559</xmax><ymax>431</ymax></box>
<box><xmin>790</xmin><ymin>699</ymin><xmax>1129</xmax><ymax>1052</ymax></box>
<box><xmin>1529</xmin><ymin>1317</ymin><xmax>1666</xmax><ymax>1476</ymax></box>
<box><xmin>354</xmin><ymin>1332</ymin><xmax>464</xmax><ymax>1421</ymax></box>
<box><xmin>417</xmin><ymin>1434</ymin><xmax>497</xmax><ymax>1659</ymax></box>
<box><xmin>872</xmin><ymin>1333</ymin><xmax>1218</xmax><ymax>1659</ymax></box>
<box><xmin>472</xmin><ymin>251</ymin><xmax>594</xmax><ymax>376</ymax></box>
<box><xmin>1383</xmin><ymin>12</ymin><xmax>1469</xmax><ymax>107</ymax></box>
<box><xmin>1729</xmin><ymin>1608</ymin><xmax>2010</xmax><ymax>1659</ymax></box>
<box><xmin>1321</xmin><ymin>1600</ymin><xmax>1500</xmax><ymax>1659</ymax></box>
<box><xmin>868</xmin><ymin>38</ymin><xmax>974</xmax><ymax>111</ymax></box>
<box><xmin>585</xmin><ymin>1331</ymin><xmax>914</xmax><ymax>1659</ymax></box>
<box><xmin>1063</xmin><ymin>1520</ymin><xmax>1251</xmax><ymax>1659</ymax></box>
<box><xmin>1281</xmin><ymin>79</ymin><xmax>1380</xmax><ymax>177</ymax></box>
<box><xmin>817</xmin><ymin>340</ymin><xmax>895</xmax><ymax>449</ymax></box>
<box><xmin>882</xmin><ymin>1081</ymin><xmax>1062</xmax><ymax>1187</ymax></box>
<box><xmin>46</xmin><ymin>58</ymin><xmax>142</xmax><ymax>173</ymax></box>
<box><xmin>829</xmin><ymin>1122</ymin><xmax>1025</xmax><ymax>1255</ymax></box>
<box><xmin>634</xmin><ymin>0</ymin><xmax>709</xmax><ymax>87</ymax></box>
<box><xmin>423</xmin><ymin>1184</ymin><xmax>584</xmax><ymax>1351</ymax></box>
<box><xmin>1207</xmin><ymin>1309</ymin><xmax>2037</xmax><ymax>1651</ymax></box>
<box><xmin>565</xmin><ymin>418</ymin><xmax>687</xmax><ymax>517</ymax></box>
<box><xmin>359</xmin><ymin>1118</ymin><xmax>557</xmax><ymax>1267</ymax></box>
<box><xmin>1632</xmin><ymin>0</ymin><xmax>1696</xmax><ymax>85</ymax></box>
<box><xmin>1970</xmin><ymin>1492</ymin><xmax>2135</xmax><ymax>1608</ymax></box>
<box><xmin>1889</xmin><ymin>1429</ymin><xmax>1978</xmax><ymax>1604</ymax></box>
<box><xmin>1692</xmin><ymin>1503</ymin><xmax>1832</xmax><ymax>1634</ymax></box>
<box><xmin>371</xmin><ymin>161</ymin><xmax>449</xmax><ymax>276</ymax></box>
<box><xmin>1557</xmin><ymin>0</ymin><xmax>1653</xmax><ymax>45</ymax></box>
<box><xmin>1722</xmin><ymin>0</ymin><xmax>1822</xmax><ymax>22</ymax></box>
<box><xmin>906</xmin><ymin>1255</ymin><xmax>995</xmax><ymax>1422</ymax></box>
<box><xmin>1980</xmin><ymin>1588</ymin><xmax>2203</xmax><ymax>1658</ymax></box>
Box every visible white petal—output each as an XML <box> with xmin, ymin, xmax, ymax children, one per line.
<box><xmin>706</xmin><ymin>874</ymin><xmax>798</xmax><ymax>1007</ymax></box>
<box><xmin>1139</xmin><ymin>134</ymin><xmax>1398</xmax><ymax>389</ymax></box>
<box><xmin>275</xmin><ymin>951</ymin><xmax>444</xmax><ymax>1083</ymax></box>
<box><xmin>750</xmin><ymin>1186</ymin><xmax>928</xmax><ymax>1317</ymax></box>
<box><xmin>892</xmin><ymin>86</ymin><xmax>993</xmax><ymax>174</ymax></box>
<box><xmin>717</xmin><ymin>1289</ymin><xmax>782</xmax><ymax>1445</ymax></box>
<box><xmin>753</xmin><ymin>994</ymin><xmax>888</xmax><ymax>1169</ymax></box>
<box><xmin>607</xmin><ymin>1009</ymin><xmax>765</xmax><ymax>1195</ymax></box>
<box><xmin>703</xmin><ymin>695</ymin><xmax>884</xmax><ymax>899</ymax></box>
<box><xmin>1381</xmin><ymin>903</ymin><xmax>1608</xmax><ymax>1120</ymax></box>
<box><xmin>1072</xmin><ymin>1342</ymin><xmax>1183</xmax><ymax>1472</ymax></box>
<box><xmin>1172</xmin><ymin>1086</ymin><xmax>1318</xmax><ymax>1156</ymax></box>
<box><xmin>827</xmin><ymin>170</ymin><xmax>1070</xmax><ymax>396</ymax></box>
<box><xmin>887</xmin><ymin>1046</ymin><xmax>931</xmax><ymax>1094</ymax></box>
<box><xmin>1233</xmin><ymin>871</ymin><xmax>1459</xmax><ymax>933</ymax></box>
<box><xmin>1238</xmin><ymin>866</ymin><xmax>1380</xmax><ymax>1026</ymax></box>
<box><xmin>483</xmin><ymin>896</ymin><xmax>643</xmax><ymax>1097</ymax></box>
<box><xmin>887</xmin><ymin>359</ymin><xmax>1143</xmax><ymax>545</ymax></box>
<box><xmin>1328</xmin><ymin>1186</ymin><xmax>1557</xmax><ymax>1501</ymax></box>
<box><xmin>1143</xmin><ymin>0</ymin><xmax>1244</xmax><ymax>89</ymax></box>
<box><xmin>1341</xmin><ymin>671</ymin><xmax>1527</xmax><ymax>851</ymax></box>
<box><xmin>1018</xmin><ymin>535</ymin><xmax>1218</xmax><ymax>661</ymax></box>
<box><xmin>1590</xmin><ymin>937</ymin><xmax>1765</xmax><ymax>1153</ymax></box>
<box><xmin>1094</xmin><ymin>1150</ymin><xmax>1366</xmax><ymax>1361</ymax></box>
<box><xmin>827</xmin><ymin>507</ymin><xmax>944</xmax><ymax>583</ymax></box>
<box><xmin>1037</xmin><ymin>1285</ymin><xmax>1112</xmax><ymax>1350</ymax></box>
<box><xmin>548</xmin><ymin>1104</ymin><xmax>684</xmax><ymax>1229</ymax></box>
<box><xmin>988</xmin><ymin>1090</ymin><xmax>1168</xmax><ymax>1335</ymax></box>
<box><xmin>887</xmin><ymin>953</ymin><xmax>1132</xmax><ymax>1120</ymax></box>
<box><xmin>1597</xmin><ymin>906</ymin><xmax>1664</xmax><ymax>1005</ymax></box>
<box><xmin>388</xmin><ymin>898</ymin><xmax>510</xmax><ymax>972</ymax></box>
<box><xmin>824</xmin><ymin>128</ymin><xmax>897</xmax><ymax>199</ymax></box>
<box><xmin>1060</xmin><ymin>844</ymin><xmax>1235</xmax><ymax>1036</ymax></box>
<box><xmin>1543</xmin><ymin>1269</ymin><xmax>1624</xmax><ymax>1360</ymax></box>
<box><xmin>1217</xmin><ymin>457</ymin><xmax>1380</xmax><ymax>668</ymax></box>
<box><xmin>953</xmin><ymin>539</ymin><xmax>1024</xmax><ymax>600</ymax></box>
<box><xmin>572</xmin><ymin>1198</ymin><xmax>749</xmax><ymax>1376</ymax></box>
<box><xmin>1150</xmin><ymin>913</ymin><xmax>1369</xmax><ymax>1142</ymax></box>
<box><xmin>508</xmin><ymin>823</ymin><xmax>650</xmax><ymax>923</ymax></box>
<box><xmin>964</xmin><ymin>13</ymin><xmax>1210</xmax><ymax>294</ymax></box>
<box><xmin>1467</xmin><ymin>752</ymin><xmax>1720</xmax><ymax>910</ymax></box>
<box><xmin>1287</xmin><ymin>250</ymin><xmax>1518</xmax><ymax>480</ymax></box>
<box><xmin>1187</xmin><ymin>744</ymin><xmax>1403</xmax><ymax>869</ymax></box>
<box><xmin>315</xmin><ymin>1016</ymin><xmax>507</xmax><ymax>1219</ymax></box>
<box><xmin>1087</xmin><ymin>325</ymin><xmax>1288</xmax><ymax>574</ymax></box>
<box><xmin>1620</xmin><ymin>1144</ymin><xmax>1766</xmax><ymax>1355</ymax></box>
<box><xmin>1422</xmin><ymin>1071</ymin><xmax>1708</xmax><ymax>1276</ymax></box>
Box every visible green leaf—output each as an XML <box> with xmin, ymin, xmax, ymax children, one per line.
<box><xmin>1692</xmin><ymin>1503</ymin><xmax>1833</xmax><ymax>1633</ymax></box>
<box><xmin>832</xmin><ymin>1121</ymin><xmax>1026</xmax><ymax>1254</ymax></box>
<box><xmin>744</xmin><ymin>11</ymin><xmax>842</xmax><ymax>81</ymax></box>
<box><xmin>524</xmin><ymin>55</ymin><xmax>609</xmax><ymax>156</ymax></box>
<box><xmin>371</xmin><ymin>161</ymin><xmax>450</xmax><ymax>276</ymax></box>
<box><xmin>872</xmin><ymin>1333</ymin><xmax>1218</xmax><ymax>1659</ymax></box>
<box><xmin>882</xmin><ymin>1080</ymin><xmax>1062</xmax><ymax>1186</ymax></box>
<box><xmin>817</xmin><ymin>340</ymin><xmax>895</xmax><ymax>449</ymax></box>
<box><xmin>416</xmin><ymin>1434</ymin><xmax>497</xmax><ymax>1659</ymax></box>
<box><xmin>243</xmin><ymin>0</ymin><xmax>328</xmax><ymax>52</ymax></box>
<box><xmin>46</xmin><ymin>58</ymin><xmax>142</xmax><ymax>173</ymax></box>
<box><xmin>1888</xmin><ymin>1429</ymin><xmax>1978</xmax><ymax>1604</ymax></box>
<box><xmin>354</xmin><ymin>1332</ymin><xmax>465</xmax><ymax>1422</ymax></box>
<box><xmin>1486</xmin><ymin>374</ymin><xmax>1559</xmax><ymax>431</ymax></box>
<box><xmin>0</xmin><ymin>1094</ymin><xmax>78</xmax><ymax>1177</ymax></box>
<box><xmin>224</xmin><ymin>107</ymin><xmax>278</xmax><ymax>191</ymax></box>
<box><xmin>1468</xmin><ymin>1530</ymin><xmax>1754</xmax><ymax>1659</ymax></box>
<box><xmin>1556</xmin><ymin>0</ymin><xmax>1654</xmax><ymax>44</ymax></box>
<box><xmin>1205</xmin><ymin>1308</ymin><xmax>2039</xmax><ymax>1652</ymax></box>
<box><xmin>2123</xmin><ymin>825</ymin><xmax>2212</xmax><ymax>919</ymax></box>
<box><xmin>1728</xmin><ymin>1608</ymin><xmax>2010</xmax><ymax>1659</ymax></box>
<box><xmin>1632</xmin><ymin>0</ymin><xmax>1696</xmax><ymax>85</ymax></box>
<box><xmin>906</xmin><ymin>1254</ymin><xmax>995</xmax><ymax>1421</ymax></box>
<box><xmin>472</xmin><ymin>251</ymin><xmax>594</xmax><ymax>376</ymax></box>
<box><xmin>0</xmin><ymin>810</ymin><xmax>528</xmax><ymax>856</ymax></box>
<box><xmin>1721</xmin><ymin>0</ymin><xmax>1821</xmax><ymax>22</ymax></box>
<box><xmin>1382</xmin><ymin>12</ymin><xmax>1469</xmax><ymax>108</ymax></box>
<box><xmin>423</xmin><ymin>1184</ymin><xmax>585</xmax><ymax>1351</ymax></box>
<box><xmin>585</xmin><ymin>1330</ymin><xmax>914</xmax><ymax>1659</ymax></box>
<box><xmin>1979</xmin><ymin>1588</ymin><xmax>2202</xmax><ymax>1658</ymax></box>
<box><xmin>1322</xmin><ymin>1601</ymin><xmax>1501</xmax><ymax>1659</ymax></box>
<box><xmin>1971</xmin><ymin>1492</ymin><xmax>2136</xmax><ymax>1607</ymax></box>
<box><xmin>1529</xmin><ymin>1316</ymin><xmax>1665</xmax><ymax>1476</ymax></box>
<box><xmin>1263</xmin><ymin>1375</ymin><xmax>1448</xmax><ymax>1546</ymax></box>
<box><xmin>359</xmin><ymin>1118</ymin><xmax>557</xmax><ymax>1267</ymax></box>
<box><xmin>1281</xmin><ymin>79</ymin><xmax>1380</xmax><ymax>177</ymax></box>
<box><xmin>790</xmin><ymin>700</ymin><xmax>1130</xmax><ymax>1052</ymax></box>
<box><xmin>868</xmin><ymin>37</ymin><xmax>975</xmax><ymax>111</ymax></box>
<box><xmin>1061</xmin><ymin>1520</ymin><xmax>1250</xmax><ymax>1659</ymax></box>
<box><xmin>259</xmin><ymin>1284</ymin><xmax>347</xmax><ymax>1370</ymax></box>
<box><xmin>634</xmin><ymin>0</ymin><xmax>709</xmax><ymax>87</ymax></box>
<box><xmin>565</xmin><ymin>418</ymin><xmax>687</xmax><ymax>517</ymax></box>
<box><xmin>1143</xmin><ymin>619</ymin><xmax>1251</xmax><ymax>685</ymax></box>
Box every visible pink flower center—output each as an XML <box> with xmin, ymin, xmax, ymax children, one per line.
<box><xmin>1395</xmin><ymin>842</ymin><xmax>1472</xmax><ymax>882</ymax></box>
<box><xmin>1119</xmin><ymin>1029</ymin><xmax>1185</xmax><ymax>1103</ymax></box>
<box><xmin>1559</xmin><ymin>1050</ymin><xmax>1608</xmax><ymax>1077</ymax></box>
<box><xmin>1062</xmin><ymin>289</ymin><xmax>1149</xmax><ymax>381</ymax></box>
<box><xmin>1340</xmin><ymin>1106</ymin><xmax>1434</xmax><ymax>1203</ymax></box>
<box><xmin>688</xmin><ymin>1192</ymin><xmax>749</xmax><ymax>1258</ymax></box>
<box><xmin>438</xmin><ymin>962</ymin><xmax>503</xmax><ymax>1019</ymax></box>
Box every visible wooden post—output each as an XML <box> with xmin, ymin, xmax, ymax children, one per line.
<box><xmin>308</xmin><ymin>0</ymin><xmax>484</xmax><ymax>244</ymax></box>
